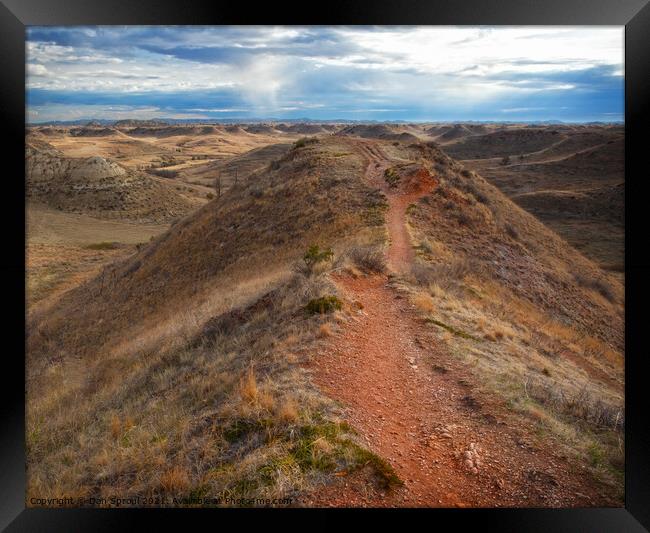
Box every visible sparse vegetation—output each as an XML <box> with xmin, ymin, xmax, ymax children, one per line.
<box><xmin>524</xmin><ymin>377</ymin><xmax>624</xmax><ymax>431</ymax></box>
<box><xmin>384</xmin><ymin>167</ymin><xmax>400</xmax><ymax>187</ymax></box>
<box><xmin>300</xmin><ymin>245</ymin><xmax>334</xmax><ymax>276</ymax></box>
<box><xmin>26</xmin><ymin>124</ymin><xmax>624</xmax><ymax>507</ymax></box>
<box><xmin>293</xmin><ymin>137</ymin><xmax>319</xmax><ymax>149</ymax></box>
<box><xmin>347</xmin><ymin>246</ymin><xmax>386</xmax><ymax>273</ymax></box>
<box><xmin>574</xmin><ymin>272</ymin><xmax>616</xmax><ymax>303</ymax></box>
<box><xmin>306</xmin><ymin>295</ymin><xmax>343</xmax><ymax>315</ymax></box>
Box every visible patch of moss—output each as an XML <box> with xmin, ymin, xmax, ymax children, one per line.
<box><xmin>263</xmin><ymin>418</ymin><xmax>401</xmax><ymax>490</ymax></box>
<box><xmin>292</xmin><ymin>437</ymin><xmax>337</xmax><ymax>473</ymax></box>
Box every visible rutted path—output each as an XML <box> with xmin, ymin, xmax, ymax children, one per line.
<box><xmin>303</xmin><ymin>139</ymin><xmax>616</xmax><ymax>507</ymax></box>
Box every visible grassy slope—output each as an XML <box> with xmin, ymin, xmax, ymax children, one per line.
<box><xmin>26</xmin><ymin>137</ymin><xmax>395</xmax><ymax>505</ymax></box>
<box><xmin>26</xmin><ymin>140</ymin><xmax>199</xmax><ymax>223</ymax></box>
<box><xmin>26</xmin><ymin>134</ymin><xmax>625</xmax><ymax>504</ymax></box>
<box><xmin>383</xmin><ymin>141</ymin><xmax>624</xmax><ymax>495</ymax></box>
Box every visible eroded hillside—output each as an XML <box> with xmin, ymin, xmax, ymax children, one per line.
<box><xmin>26</xmin><ymin>134</ymin><xmax>624</xmax><ymax>507</ymax></box>
<box><xmin>26</xmin><ymin>140</ymin><xmax>198</xmax><ymax>223</ymax></box>
<box><xmin>26</xmin><ymin>136</ymin><xmax>396</xmax><ymax>505</ymax></box>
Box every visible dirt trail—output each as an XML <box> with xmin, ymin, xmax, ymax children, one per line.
<box><xmin>303</xmin><ymin>139</ymin><xmax>615</xmax><ymax>508</ymax></box>
<box><xmin>354</xmin><ymin>142</ymin><xmax>418</xmax><ymax>273</ymax></box>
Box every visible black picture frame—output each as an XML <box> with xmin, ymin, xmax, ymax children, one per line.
<box><xmin>2</xmin><ymin>1</ymin><xmax>649</xmax><ymax>530</ymax></box>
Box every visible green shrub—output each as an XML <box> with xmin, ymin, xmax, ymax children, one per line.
<box><xmin>206</xmin><ymin>192</ymin><xmax>214</xmax><ymax>199</ymax></box>
<box><xmin>306</xmin><ymin>296</ymin><xmax>342</xmax><ymax>315</ymax></box>
<box><xmin>293</xmin><ymin>137</ymin><xmax>318</xmax><ymax>149</ymax></box>
<box><xmin>303</xmin><ymin>245</ymin><xmax>334</xmax><ymax>269</ymax></box>
<box><xmin>384</xmin><ymin>167</ymin><xmax>400</xmax><ymax>187</ymax></box>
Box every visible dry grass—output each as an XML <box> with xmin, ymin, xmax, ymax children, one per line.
<box><xmin>26</xmin><ymin>137</ymin><xmax>395</xmax><ymax>507</ymax></box>
<box><xmin>26</xmin><ymin>242</ymin><xmax>133</xmax><ymax>309</ymax></box>
<box><xmin>344</xmin><ymin>245</ymin><xmax>387</xmax><ymax>274</ymax></box>
<box><xmin>277</xmin><ymin>399</ymin><xmax>300</xmax><ymax>423</ymax></box>
<box><xmin>240</xmin><ymin>366</ymin><xmax>260</xmax><ymax>404</ymax></box>
<box><xmin>26</xmin><ymin>129</ymin><xmax>624</xmax><ymax>505</ymax></box>
<box><xmin>404</xmin><ymin>265</ymin><xmax>624</xmax><ymax>494</ymax></box>
<box><xmin>27</xmin><ymin>264</ymin><xmax>395</xmax><ymax>506</ymax></box>
<box><xmin>159</xmin><ymin>467</ymin><xmax>191</xmax><ymax>494</ymax></box>
<box><xmin>318</xmin><ymin>323</ymin><xmax>334</xmax><ymax>338</ymax></box>
<box><xmin>393</xmin><ymin>139</ymin><xmax>624</xmax><ymax>496</ymax></box>
<box><xmin>411</xmin><ymin>293</ymin><xmax>436</xmax><ymax>314</ymax></box>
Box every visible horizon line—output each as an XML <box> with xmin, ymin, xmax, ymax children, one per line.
<box><xmin>27</xmin><ymin>118</ymin><xmax>625</xmax><ymax>126</ymax></box>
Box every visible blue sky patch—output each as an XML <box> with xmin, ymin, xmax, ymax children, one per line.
<box><xmin>26</xmin><ymin>26</ymin><xmax>624</xmax><ymax>123</ymax></box>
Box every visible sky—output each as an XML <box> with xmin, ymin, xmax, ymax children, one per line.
<box><xmin>26</xmin><ymin>26</ymin><xmax>624</xmax><ymax>123</ymax></box>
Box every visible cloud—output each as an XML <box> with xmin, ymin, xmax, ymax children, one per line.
<box><xmin>500</xmin><ymin>107</ymin><xmax>547</xmax><ymax>113</ymax></box>
<box><xmin>26</xmin><ymin>26</ymin><xmax>624</xmax><ymax>122</ymax></box>
<box><xmin>27</xmin><ymin>63</ymin><xmax>50</xmax><ymax>76</ymax></box>
<box><xmin>26</xmin><ymin>103</ymin><xmax>209</xmax><ymax>122</ymax></box>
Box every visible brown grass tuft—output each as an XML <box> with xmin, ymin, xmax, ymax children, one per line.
<box><xmin>109</xmin><ymin>414</ymin><xmax>121</xmax><ymax>440</ymax></box>
<box><xmin>412</xmin><ymin>292</ymin><xmax>436</xmax><ymax>314</ymax></box>
<box><xmin>239</xmin><ymin>366</ymin><xmax>259</xmax><ymax>404</ymax></box>
<box><xmin>318</xmin><ymin>323</ymin><xmax>334</xmax><ymax>338</ymax></box>
<box><xmin>159</xmin><ymin>467</ymin><xmax>190</xmax><ymax>493</ymax></box>
<box><xmin>277</xmin><ymin>398</ymin><xmax>299</xmax><ymax>423</ymax></box>
<box><xmin>258</xmin><ymin>389</ymin><xmax>276</xmax><ymax>412</ymax></box>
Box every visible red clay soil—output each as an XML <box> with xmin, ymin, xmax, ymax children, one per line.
<box><xmin>301</xmin><ymin>139</ymin><xmax>618</xmax><ymax>508</ymax></box>
<box><xmin>385</xmin><ymin>169</ymin><xmax>436</xmax><ymax>274</ymax></box>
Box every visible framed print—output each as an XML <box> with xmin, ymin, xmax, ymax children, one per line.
<box><xmin>2</xmin><ymin>0</ymin><xmax>649</xmax><ymax>530</ymax></box>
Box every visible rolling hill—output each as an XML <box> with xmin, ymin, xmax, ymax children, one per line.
<box><xmin>26</xmin><ymin>139</ymin><xmax>197</xmax><ymax>223</ymax></box>
<box><xmin>26</xmin><ymin>135</ymin><xmax>624</xmax><ymax>507</ymax></box>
